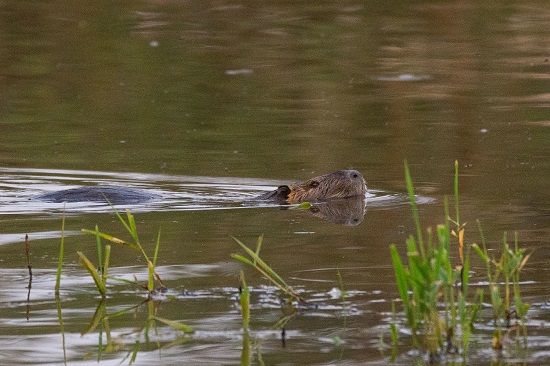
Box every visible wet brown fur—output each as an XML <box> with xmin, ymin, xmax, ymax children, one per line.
<box><xmin>286</xmin><ymin>170</ymin><xmax>366</xmax><ymax>203</ymax></box>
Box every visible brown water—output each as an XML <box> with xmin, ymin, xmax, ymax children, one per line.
<box><xmin>1</xmin><ymin>1</ymin><xmax>549</xmax><ymax>365</ymax></box>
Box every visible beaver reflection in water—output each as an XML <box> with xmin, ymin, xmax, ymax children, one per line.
<box><xmin>256</xmin><ymin>169</ymin><xmax>367</xmax><ymax>204</ymax></box>
<box><xmin>37</xmin><ymin>170</ymin><xmax>367</xmax><ymax>205</ymax></box>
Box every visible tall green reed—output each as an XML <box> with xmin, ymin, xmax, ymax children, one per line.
<box><xmin>390</xmin><ymin>161</ymin><xmax>481</xmax><ymax>356</ymax></box>
<box><xmin>391</xmin><ymin>161</ymin><xmax>531</xmax><ymax>357</ymax></box>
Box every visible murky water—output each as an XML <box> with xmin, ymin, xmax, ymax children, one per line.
<box><xmin>1</xmin><ymin>1</ymin><xmax>549</xmax><ymax>365</ymax></box>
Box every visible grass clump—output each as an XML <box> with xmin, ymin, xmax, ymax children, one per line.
<box><xmin>81</xmin><ymin>208</ymin><xmax>164</xmax><ymax>296</ymax></box>
<box><xmin>231</xmin><ymin>235</ymin><xmax>304</xmax><ymax>303</ymax></box>
<box><xmin>390</xmin><ymin>161</ymin><xmax>531</xmax><ymax>359</ymax></box>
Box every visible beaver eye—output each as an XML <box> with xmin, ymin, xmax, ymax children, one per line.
<box><xmin>352</xmin><ymin>173</ymin><xmax>359</xmax><ymax>178</ymax></box>
<box><xmin>308</xmin><ymin>180</ymin><xmax>319</xmax><ymax>188</ymax></box>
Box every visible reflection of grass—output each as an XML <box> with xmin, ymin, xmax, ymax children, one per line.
<box><xmin>47</xmin><ymin>206</ymin><xmax>194</xmax><ymax>363</ymax></box>
<box><xmin>81</xmin><ymin>298</ymin><xmax>193</xmax><ymax>363</ymax></box>
<box><xmin>390</xmin><ymin>161</ymin><xmax>531</xmax><ymax>358</ymax></box>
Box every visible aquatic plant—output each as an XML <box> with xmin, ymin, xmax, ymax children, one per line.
<box><xmin>472</xmin><ymin>226</ymin><xmax>531</xmax><ymax>348</ymax></box>
<box><xmin>390</xmin><ymin>161</ymin><xmax>531</xmax><ymax>358</ymax></box>
<box><xmin>82</xmin><ymin>208</ymin><xmax>164</xmax><ymax>295</ymax></box>
<box><xmin>231</xmin><ymin>235</ymin><xmax>304</xmax><ymax>303</ymax></box>
<box><xmin>76</xmin><ymin>243</ymin><xmax>111</xmax><ymax>298</ymax></box>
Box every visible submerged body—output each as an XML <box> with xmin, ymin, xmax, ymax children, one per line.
<box><xmin>36</xmin><ymin>170</ymin><xmax>367</xmax><ymax>205</ymax></box>
<box><xmin>37</xmin><ymin>186</ymin><xmax>161</xmax><ymax>205</ymax></box>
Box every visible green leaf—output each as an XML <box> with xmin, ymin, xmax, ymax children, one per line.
<box><xmin>152</xmin><ymin>316</ymin><xmax>193</xmax><ymax>333</ymax></box>
<box><xmin>77</xmin><ymin>251</ymin><xmax>106</xmax><ymax>296</ymax></box>
<box><xmin>296</xmin><ymin>202</ymin><xmax>312</xmax><ymax>209</ymax></box>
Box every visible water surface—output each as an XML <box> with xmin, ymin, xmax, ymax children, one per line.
<box><xmin>1</xmin><ymin>1</ymin><xmax>549</xmax><ymax>365</ymax></box>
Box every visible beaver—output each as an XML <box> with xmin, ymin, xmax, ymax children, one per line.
<box><xmin>36</xmin><ymin>186</ymin><xmax>161</xmax><ymax>205</ymax></box>
<box><xmin>256</xmin><ymin>169</ymin><xmax>367</xmax><ymax>204</ymax></box>
<box><xmin>36</xmin><ymin>170</ymin><xmax>367</xmax><ymax>205</ymax></box>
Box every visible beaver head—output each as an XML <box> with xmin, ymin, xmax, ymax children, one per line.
<box><xmin>286</xmin><ymin>169</ymin><xmax>367</xmax><ymax>203</ymax></box>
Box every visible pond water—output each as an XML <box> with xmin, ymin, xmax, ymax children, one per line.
<box><xmin>1</xmin><ymin>1</ymin><xmax>549</xmax><ymax>365</ymax></box>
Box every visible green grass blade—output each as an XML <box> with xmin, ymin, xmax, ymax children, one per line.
<box><xmin>153</xmin><ymin>229</ymin><xmax>161</xmax><ymax>267</ymax></box>
<box><xmin>147</xmin><ymin>260</ymin><xmax>154</xmax><ymax>293</ymax></box>
<box><xmin>404</xmin><ymin>161</ymin><xmax>424</xmax><ymax>255</ymax></box>
<box><xmin>240</xmin><ymin>271</ymin><xmax>250</xmax><ymax>330</ymax></box>
<box><xmin>231</xmin><ymin>236</ymin><xmax>289</xmax><ymax>289</ymax></box>
<box><xmin>81</xmin><ymin>229</ymin><xmax>140</xmax><ymax>251</ymax></box>
<box><xmin>390</xmin><ymin>244</ymin><xmax>413</xmax><ymax>327</ymax></box>
<box><xmin>152</xmin><ymin>316</ymin><xmax>193</xmax><ymax>333</ymax></box>
<box><xmin>55</xmin><ymin>211</ymin><xmax>66</xmax><ymax>295</ymax></box>
<box><xmin>110</xmin><ymin>205</ymin><xmax>133</xmax><ymax>237</ymax></box>
<box><xmin>471</xmin><ymin>244</ymin><xmax>489</xmax><ymax>263</ymax></box>
<box><xmin>454</xmin><ymin>160</ymin><xmax>460</xmax><ymax>226</ymax></box>
<box><xmin>102</xmin><ymin>245</ymin><xmax>111</xmax><ymax>288</ymax></box>
<box><xmin>231</xmin><ymin>253</ymin><xmax>257</xmax><ymax>267</ymax></box>
<box><xmin>125</xmin><ymin>209</ymin><xmax>140</xmax><ymax>244</ymax></box>
<box><xmin>296</xmin><ymin>202</ymin><xmax>312</xmax><ymax>209</ymax></box>
<box><xmin>77</xmin><ymin>251</ymin><xmax>106</xmax><ymax>296</ymax></box>
<box><xmin>233</xmin><ymin>253</ymin><xmax>300</xmax><ymax>301</ymax></box>
<box><xmin>255</xmin><ymin>234</ymin><xmax>263</xmax><ymax>258</ymax></box>
<box><xmin>94</xmin><ymin>225</ymin><xmax>103</xmax><ymax>272</ymax></box>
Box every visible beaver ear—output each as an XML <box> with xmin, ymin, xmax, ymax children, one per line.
<box><xmin>307</xmin><ymin>180</ymin><xmax>320</xmax><ymax>189</ymax></box>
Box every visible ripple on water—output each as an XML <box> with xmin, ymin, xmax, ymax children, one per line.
<box><xmin>0</xmin><ymin>167</ymin><xmax>426</xmax><ymax>215</ymax></box>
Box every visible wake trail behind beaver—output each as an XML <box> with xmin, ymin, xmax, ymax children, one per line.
<box><xmin>0</xmin><ymin>167</ymin><xmax>431</xmax><ymax>215</ymax></box>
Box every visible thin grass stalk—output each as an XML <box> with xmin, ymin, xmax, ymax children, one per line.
<box><xmin>24</xmin><ymin>234</ymin><xmax>32</xmax><ymax>283</ymax></box>
<box><xmin>240</xmin><ymin>270</ymin><xmax>250</xmax><ymax>330</ymax></box>
<box><xmin>404</xmin><ymin>160</ymin><xmax>424</xmax><ymax>256</ymax></box>
<box><xmin>454</xmin><ymin>160</ymin><xmax>460</xmax><ymax>229</ymax></box>
<box><xmin>502</xmin><ymin>232</ymin><xmax>511</xmax><ymax>315</ymax></box>
<box><xmin>55</xmin><ymin>211</ymin><xmax>66</xmax><ymax>295</ymax></box>
<box><xmin>147</xmin><ymin>261</ymin><xmax>155</xmax><ymax>293</ymax></box>
<box><xmin>94</xmin><ymin>225</ymin><xmax>103</xmax><ymax>272</ymax></box>
<box><xmin>232</xmin><ymin>237</ymin><xmax>291</xmax><ymax>290</ymax></box>
<box><xmin>81</xmin><ymin>229</ymin><xmax>139</xmax><ymax>251</ymax></box>
<box><xmin>233</xmin><ymin>237</ymin><xmax>289</xmax><ymax>287</ymax></box>
<box><xmin>232</xmin><ymin>252</ymin><xmax>302</xmax><ymax>302</ymax></box>
<box><xmin>153</xmin><ymin>229</ymin><xmax>161</xmax><ymax>267</ymax></box>
<box><xmin>101</xmin><ymin>245</ymin><xmax>111</xmax><ymax>288</ymax></box>
<box><xmin>241</xmin><ymin>330</ymin><xmax>251</xmax><ymax>366</ymax></box>
<box><xmin>254</xmin><ymin>234</ymin><xmax>263</xmax><ymax>265</ymax></box>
